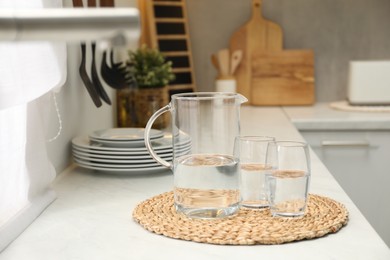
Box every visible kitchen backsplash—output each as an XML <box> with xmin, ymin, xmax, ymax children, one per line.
<box><xmin>186</xmin><ymin>0</ymin><xmax>390</xmax><ymax>102</ymax></box>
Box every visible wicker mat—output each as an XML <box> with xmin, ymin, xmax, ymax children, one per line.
<box><xmin>132</xmin><ymin>191</ymin><xmax>349</xmax><ymax>245</ymax></box>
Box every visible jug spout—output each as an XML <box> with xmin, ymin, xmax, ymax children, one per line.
<box><xmin>236</xmin><ymin>93</ymin><xmax>248</xmax><ymax>104</ymax></box>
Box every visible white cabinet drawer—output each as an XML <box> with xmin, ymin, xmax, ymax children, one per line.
<box><xmin>301</xmin><ymin>130</ymin><xmax>390</xmax><ymax>246</ymax></box>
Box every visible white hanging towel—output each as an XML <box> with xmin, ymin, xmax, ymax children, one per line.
<box><xmin>0</xmin><ymin>0</ymin><xmax>67</xmax><ymax>252</ymax></box>
<box><xmin>0</xmin><ymin>0</ymin><xmax>67</xmax><ymax>110</ymax></box>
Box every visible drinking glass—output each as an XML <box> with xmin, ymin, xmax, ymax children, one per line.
<box><xmin>234</xmin><ymin>136</ymin><xmax>275</xmax><ymax>208</ymax></box>
<box><xmin>266</xmin><ymin>141</ymin><xmax>311</xmax><ymax>217</ymax></box>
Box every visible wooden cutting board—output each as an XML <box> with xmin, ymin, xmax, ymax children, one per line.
<box><xmin>251</xmin><ymin>50</ymin><xmax>315</xmax><ymax>105</ymax></box>
<box><xmin>229</xmin><ymin>0</ymin><xmax>283</xmax><ymax>104</ymax></box>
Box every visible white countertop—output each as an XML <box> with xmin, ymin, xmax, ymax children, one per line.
<box><xmin>1</xmin><ymin>106</ymin><xmax>390</xmax><ymax>260</ymax></box>
<box><xmin>283</xmin><ymin>103</ymin><xmax>390</xmax><ymax>130</ymax></box>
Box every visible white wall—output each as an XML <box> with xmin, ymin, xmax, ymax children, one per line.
<box><xmin>45</xmin><ymin>44</ymin><xmax>116</xmax><ymax>173</ymax></box>
<box><xmin>46</xmin><ymin>0</ymin><xmax>138</xmax><ymax>173</ymax></box>
<box><xmin>186</xmin><ymin>0</ymin><xmax>390</xmax><ymax>102</ymax></box>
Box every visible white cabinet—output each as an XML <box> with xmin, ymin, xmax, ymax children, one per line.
<box><xmin>301</xmin><ymin>130</ymin><xmax>390</xmax><ymax>247</ymax></box>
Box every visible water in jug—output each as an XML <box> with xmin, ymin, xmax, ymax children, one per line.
<box><xmin>145</xmin><ymin>92</ymin><xmax>247</xmax><ymax>219</ymax></box>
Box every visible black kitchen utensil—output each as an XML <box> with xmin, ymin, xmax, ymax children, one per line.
<box><xmin>88</xmin><ymin>0</ymin><xmax>111</xmax><ymax>105</ymax></box>
<box><xmin>79</xmin><ymin>41</ymin><xmax>102</xmax><ymax>107</ymax></box>
<box><xmin>100</xmin><ymin>49</ymin><xmax>135</xmax><ymax>90</ymax></box>
<box><xmin>73</xmin><ymin>0</ymin><xmax>102</xmax><ymax>107</ymax></box>
<box><xmin>91</xmin><ymin>43</ymin><xmax>111</xmax><ymax>104</ymax></box>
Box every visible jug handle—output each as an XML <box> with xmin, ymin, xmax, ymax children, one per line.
<box><xmin>144</xmin><ymin>104</ymin><xmax>173</xmax><ymax>169</ymax></box>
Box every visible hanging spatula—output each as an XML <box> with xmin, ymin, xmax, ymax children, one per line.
<box><xmin>73</xmin><ymin>0</ymin><xmax>102</xmax><ymax>107</ymax></box>
<box><xmin>88</xmin><ymin>0</ymin><xmax>111</xmax><ymax>105</ymax></box>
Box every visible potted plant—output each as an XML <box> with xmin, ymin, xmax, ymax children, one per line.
<box><xmin>116</xmin><ymin>45</ymin><xmax>175</xmax><ymax>129</ymax></box>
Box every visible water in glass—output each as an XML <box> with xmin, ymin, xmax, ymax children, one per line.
<box><xmin>267</xmin><ymin>169</ymin><xmax>310</xmax><ymax>217</ymax></box>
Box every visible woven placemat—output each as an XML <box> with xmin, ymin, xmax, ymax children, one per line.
<box><xmin>132</xmin><ymin>191</ymin><xmax>349</xmax><ymax>245</ymax></box>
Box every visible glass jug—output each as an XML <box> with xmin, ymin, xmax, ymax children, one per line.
<box><xmin>145</xmin><ymin>92</ymin><xmax>247</xmax><ymax>219</ymax></box>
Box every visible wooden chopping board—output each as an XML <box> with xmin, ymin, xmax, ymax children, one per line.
<box><xmin>251</xmin><ymin>50</ymin><xmax>315</xmax><ymax>105</ymax></box>
<box><xmin>229</xmin><ymin>0</ymin><xmax>283</xmax><ymax>104</ymax></box>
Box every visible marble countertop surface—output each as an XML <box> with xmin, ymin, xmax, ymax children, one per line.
<box><xmin>1</xmin><ymin>106</ymin><xmax>390</xmax><ymax>260</ymax></box>
<box><xmin>283</xmin><ymin>103</ymin><xmax>390</xmax><ymax>130</ymax></box>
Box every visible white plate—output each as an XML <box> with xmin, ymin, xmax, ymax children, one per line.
<box><xmin>89</xmin><ymin>136</ymin><xmax>175</xmax><ymax>148</ymax></box>
<box><xmin>75</xmin><ymin>161</ymin><xmax>170</xmax><ymax>174</ymax></box>
<box><xmin>89</xmin><ymin>137</ymin><xmax>149</xmax><ymax>148</ymax></box>
<box><xmin>72</xmin><ymin>144</ymin><xmax>172</xmax><ymax>156</ymax></box>
<box><xmin>72</xmin><ymin>136</ymin><xmax>171</xmax><ymax>152</ymax></box>
<box><xmin>72</xmin><ymin>135</ymin><xmax>191</xmax><ymax>154</ymax></box>
<box><xmin>72</xmin><ymin>142</ymin><xmax>191</xmax><ymax>158</ymax></box>
<box><xmin>72</xmin><ymin>146</ymin><xmax>191</xmax><ymax>161</ymax></box>
<box><xmin>72</xmin><ymin>149</ymin><xmax>173</xmax><ymax>161</ymax></box>
<box><xmin>89</xmin><ymin>128</ymin><xmax>163</xmax><ymax>141</ymax></box>
<box><xmin>73</xmin><ymin>151</ymin><xmax>172</xmax><ymax>164</ymax></box>
<box><xmin>74</xmin><ymin>157</ymin><xmax>171</xmax><ymax>169</ymax></box>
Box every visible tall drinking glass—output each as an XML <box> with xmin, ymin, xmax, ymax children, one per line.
<box><xmin>266</xmin><ymin>141</ymin><xmax>311</xmax><ymax>217</ymax></box>
<box><xmin>234</xmin><ymin>136</ymin><xmax>275</xmax><ymax>208</ymax></box>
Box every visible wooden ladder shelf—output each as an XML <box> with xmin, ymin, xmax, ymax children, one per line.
<box><xmin>138</xmin><ymin>0</ymin><xmax>196</xmax><ymax>95</ymax></box>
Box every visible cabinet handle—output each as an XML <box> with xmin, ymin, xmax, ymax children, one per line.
<box><xmin>321</xmin><ymin>140</ymin><xmax>370</xmax><ymax>147</ymax></box>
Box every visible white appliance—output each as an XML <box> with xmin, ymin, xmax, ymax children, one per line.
<box><xmin>348</xmin><ymin>60</ymin><xmax>390</xmax><ymax>105</ymax></box>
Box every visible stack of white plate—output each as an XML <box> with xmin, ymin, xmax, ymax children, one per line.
<box><xmin>71</xmin><ymin>128</ymin><xmax>191</xmax><ymax>174</ymax></box>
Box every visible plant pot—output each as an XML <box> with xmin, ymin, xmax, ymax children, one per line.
<box><xmin>116</xmin><ymin>86</ymin><xmax>169</xmax><ymax>129</ymax></box>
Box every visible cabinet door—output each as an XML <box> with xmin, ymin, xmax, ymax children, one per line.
<box><xmin>301</xmin><ymin>130</ymin><xmax>390</xmax><ymax>246</ymax></box>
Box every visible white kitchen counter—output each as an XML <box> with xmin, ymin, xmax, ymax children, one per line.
<box><xmin>1</xmin><ymin>106</ymin><xmax>390</xmax><ymax>260</ymax></box>
<box><xmin>283</xmin><ymin>102</ymin><xmax>390</xmax><ymax>130</ymax></box>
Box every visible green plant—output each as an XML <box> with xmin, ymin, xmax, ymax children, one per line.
<box><xmin>126</xmin><ymin>45</ymin><xmax>175</xmax><ymax>88</ymax></box>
